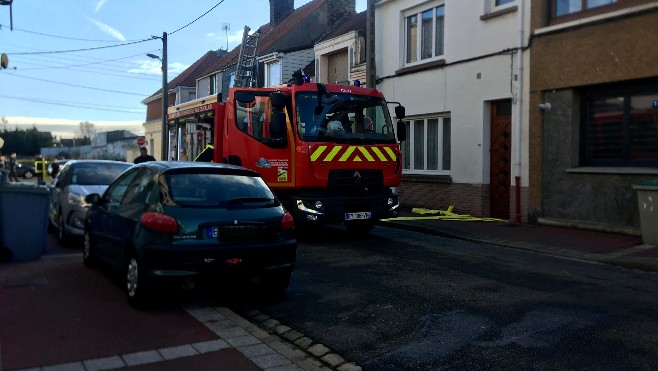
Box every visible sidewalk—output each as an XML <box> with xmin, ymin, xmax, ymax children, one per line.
<box><xmin>0</xmin><ymin>236</ymin><xmax>353</xmax><ymax>371</ymax></box>
<box><xmin>379</xmin><ymin>208</ymin><xmax>658</xmax><ymax>272</ymax></box>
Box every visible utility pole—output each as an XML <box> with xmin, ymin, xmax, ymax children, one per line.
<box><xmin>149</xmin><ymin>32</ymin><xmax>168</xmax><ymax>160</ymax></box>
<box><xmin>366</xmin><ymin>0</ymin><xmax>376</xmax><ymax>88</ymax></box>
<box><xmin>161</xmin><ymin>32</ymin><xmax>168</xmax><ymax>161</ymax></box>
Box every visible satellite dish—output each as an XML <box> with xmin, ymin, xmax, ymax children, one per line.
<box><xmin>0</xmin><ymin>53</ymin><xmax>7</xmax><ymax>69</ymax></box>
<box><xmin>0</xmin><ymin>136</ymin><xmax>4</xmax><ymax>149</ymax></box>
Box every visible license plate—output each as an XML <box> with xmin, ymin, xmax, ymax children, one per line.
<box><xmin>210</xmin><ymin>225</ymin><xmax>260</xmax><ymax>238</ymax></box>
<box><xmin>345</xmin><ymin>212</ymin><xmax>371</xmax><ymax>221</ymax></box>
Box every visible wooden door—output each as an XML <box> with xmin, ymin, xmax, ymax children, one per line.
<box><xmin>328</xmin><ymin>50</ymin><xmax>349</xmax><ymax>84</ymax></box>
<box><xmin>490</xmin><ymin>100</ymin><xmax>512</xmax><ymax>219</ymax></box>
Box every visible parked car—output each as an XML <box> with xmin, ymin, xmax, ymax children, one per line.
<box><xmin>83</xmin><ymin>161</ymin><xmax>297</xmax><ymax>307</ymax></box>
<box><xmin>15</xmin><ymin>163</ymin><xmax>35</xmax><ymax>179</ymax></box>
<box><xmin>49</xmin><ymin>159</ymin><xmax>132</xmax><ymax>244</ymax></box>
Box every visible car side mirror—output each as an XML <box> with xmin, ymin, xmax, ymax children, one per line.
<box><xmin>85</xmin><ymin>193</ymin><xmax>101</xmax><ymax>205</ymax></box>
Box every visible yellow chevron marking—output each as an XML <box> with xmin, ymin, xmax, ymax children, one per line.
<box><xmin>310</xmin><ymin>146</ymin><xmax>327</xmax><ymax>161</ymax></box>
<box><xmin>354</xmin><ymin>155</ymin><xmax>362</xmax><ymax>161</ymax></box>
<box><xmin>338</xmin><ymin>146</ymin><xmax>356</xmax><ymax>161</ymax></box>
<box><xmin>358</xmin><ymin>147</ymin><xmax>375</xmax><ymax>161</ymax></box>
<box><xmin>371</xmin><ymin>147</ymin><xmax>388</xmax><ymax>161</ymax></box>
<box><xmin>384</xmin><ymin>147</ymin><xmax>397</xmax><ymax>161</ymax></box>
<box><xmin>324</xmin><ymin>146</ymin><xmax>342</xmax><ymax>161</ymax></box>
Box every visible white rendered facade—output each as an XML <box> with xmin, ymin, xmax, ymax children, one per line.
<box><xmin>375</xmin><ymin>0</ymin><xmax>530</xmax><ymax>219</ymax></box>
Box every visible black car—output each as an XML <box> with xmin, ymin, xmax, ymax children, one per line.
<box><xmin>15</xmin><ymin>163</ymin><xmax>35</xmax><ymax>179</ymax></box>
<box><xmin>83</xmin><ymin>161</ymin><xmax>297</xmax><ymax>307</ymax></box>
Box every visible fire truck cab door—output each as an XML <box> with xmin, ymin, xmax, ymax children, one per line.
<box><xmin>227</xmin><ymin>93</ymin><xmax>294</xmax><ymax>188</ymax></box>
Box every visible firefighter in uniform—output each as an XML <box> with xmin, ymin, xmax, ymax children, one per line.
<box><xmin>34</xmin><ymin>155</ymin><xmax>47</xmax><ymax>185</ymax></box>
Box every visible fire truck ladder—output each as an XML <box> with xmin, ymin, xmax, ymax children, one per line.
<box><xmin>234</xmin><ymin>26</ymin><xmax>260</xmax><ymax>88</ymax></box>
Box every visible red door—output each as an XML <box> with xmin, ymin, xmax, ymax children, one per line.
<box><xmin>490</xmin><ymin>100</ymin><xmax>512</xmax><ymax>219</ymax></box>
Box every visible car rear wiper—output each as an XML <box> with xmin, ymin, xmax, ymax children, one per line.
<box><xmin>227</xmin><ymin>197</ymin><xmax>275</xmax><ymax>204</ymax></box>
<box><xmin>220</xmin><ymin>197</ymin><xmax>275</xmax><ymax>208</ymax></box>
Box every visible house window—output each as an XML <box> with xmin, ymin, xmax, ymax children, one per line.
<box><xmin>554</xmin><ymin>0</ymin><xmax>617</xmax><ymax>17</ymax></box>
<box><xmin>401</xmin><ymin>116</ymin><xmax>451</xmax><ymax>172</ymax></box>
<box><xmin>496</xmin><ymin>0</ymin><xmax>514</xmax><ymax>5</ymax></box>
<box><xmin>581</xmin><ymin>82</ymin><xmax>658</xmax><ymax>167</ymax></box>
<box><xmin>266</xmin><ymin>61</ymin><xmax>282</xmax><ymax>87</ymax></box>
<box><xmin>405</xmin><ymin>3</ymin><xmax>445</xmax><ymax>65</ymax></box>
<box><xmin>209</xmin><ymin>75</ymin><xmax>216</xmax><ymax>95</ymax></box>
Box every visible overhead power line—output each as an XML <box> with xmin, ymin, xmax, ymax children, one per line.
<box><xmin>5</xmin><ymin>73</ymin><xmax>150</xmax><ymax>96</ymax></box>
<box><xmin>0</xmin><ymin>24</ymin><xmax>144</xmax><ymax>42</ymax></box>
<box><xmin>7</xmin><ymin>38</ymin><xmax>155</xmax><ymax>56</ymax></box>
<box><xmin>0</xmin><ymin>94</ymin><xmax>144</xmax><ymax>114</ymax></box>
<box><xmin>2</xmin><ymin>1</ymin><xmax>227</xmax><ymax>56</ymax></box>
<box><xmin>169</xmin><ymin>0</ymin><xmax>225</xmax><ymax>35</ymax></box>
<box><xmin>16</xmin><ymin>51</ymin><xmax>162</xmax><ymax>72</ymax></box>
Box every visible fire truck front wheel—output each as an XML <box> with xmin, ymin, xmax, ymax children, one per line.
<box><xmin>344</xmin><ymin>220</ymin><xmax>375</xmax><ymax>235</ymax></box>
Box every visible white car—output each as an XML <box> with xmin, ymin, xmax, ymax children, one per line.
<box><xmin>49</xmin><ymin>160</ymin><xmax>132</xmax><ymax>244</ymax></box>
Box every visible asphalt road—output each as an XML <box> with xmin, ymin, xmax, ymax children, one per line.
<box><xmin>230</xmin><ymin>225</ymin><xmax>658</xmax><ymax>370</ymax></box>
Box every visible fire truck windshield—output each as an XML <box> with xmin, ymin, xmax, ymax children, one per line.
<box><xmin>295</xmin><ymin>92</ymin><xmax>397</xmax><ymax>144</ymax></box>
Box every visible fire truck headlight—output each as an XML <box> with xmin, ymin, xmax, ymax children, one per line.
<box><xmin>388</xmin><ymin>197</ymin><xmax>399</xmax><ymax>210</ymax></box>
<box><xmin>296</xmin><ymin>200</ymin><xmax>324</xmax><ymax>215</ymax></box>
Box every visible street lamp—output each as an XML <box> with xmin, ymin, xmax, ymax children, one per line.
<box><xmin>0</xmin><ymin>0</ymin><xmax>13</xmax><ymax>31</ymax></box>
<box><xmin>148</xmin><ymin>31</ymin><xmax>168</xmax><ymax>161</ymax></box>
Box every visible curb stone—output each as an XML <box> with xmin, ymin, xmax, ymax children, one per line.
<box><xmin>242</xmin><ymin>309</ymin><xmax>361</xmax><ymax>370</ymax></box>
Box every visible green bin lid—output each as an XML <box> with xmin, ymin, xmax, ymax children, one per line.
<box><xmin>633</xmin><ymin>180</ymin><xmax>658</xmax><ymax>190</ymax></box>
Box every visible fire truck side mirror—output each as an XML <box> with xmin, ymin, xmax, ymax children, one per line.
<box><xmin>395</xmin><ymin>105</ymin><xmax>406</xmax><ymax>120</ymax></box>
<box><xmin>270</xmin><ymin>92</ymin><xmax>286</xmax><ymax>110</ymax></box>
<box><xmin>396</xmin><ymin>120</ymin><xmax>407</xmax><ymax>142</ymax></box>
<box><xmin>270</xmin><ymin>111</ymin><xmax>287</xmax><ymax>138</ymax></box>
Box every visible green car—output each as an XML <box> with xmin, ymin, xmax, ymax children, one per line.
<box><xmin>83</xmin><ymin>161</ymin><xmax>297</xmax><ymax>308</ymax></box>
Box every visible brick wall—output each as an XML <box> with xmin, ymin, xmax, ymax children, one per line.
<box><xmin>397</xmin><ymin>178</ymin><xmax>528</xmax><ymax>222</ymax></box>
<box><xmin>328</xmin><ymin>0</ymin><xmax>356</xmax><ymax>26</ymax></box>
<box><xmin>269</xmin><ymin>0</ymin><xmax>294</xmax><ymax>25</ymax></box>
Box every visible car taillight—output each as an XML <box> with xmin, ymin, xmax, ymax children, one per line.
<box><xmin>141</xmin><ymin>212</ymin><xmax>179</xmax><ymax>233</ymax></box>
<box><xmin>281</xmin><ymin>212</ymin><xmax>295</xmax><ymax>230</ymax></box>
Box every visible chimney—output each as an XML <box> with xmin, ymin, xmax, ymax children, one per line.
<box><xmin>328</xmin><ymin>0</ymin><xmax>356</xmax><ymax>26</ymax></box>
<box><xmin>269</xmin><ymin>0</ymin><xmax>295</xmax><ymax>26</ymax></box>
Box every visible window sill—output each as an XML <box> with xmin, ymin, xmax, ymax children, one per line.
<box><xmin>395</xmin><ymin>59</ymin><xmax>446</xmax><ymax>76</ymax></box>
<box><xmin>401</xmin><ymin>174</ymin><xmax>452</xmax><ymax>183</ymax></box>
<box><xmin>480</xmin><ymin>5</ymin><xmax>517</xmax><ymax>21</ymax></box>
<box><xmin>536</xmin><ymin>2</ymin><xmax>658</xmax><ymax>36</ymax></box>
<box><xmin>566</xmin><ymin>167</ymin><xmax>658</xmax><ymax>175</ymax></box>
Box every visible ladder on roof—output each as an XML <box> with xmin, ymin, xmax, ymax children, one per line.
<box><xmin>234</xmin><ymin>26</ymin><xmax>260</xmax><ymax>88</ymax></box>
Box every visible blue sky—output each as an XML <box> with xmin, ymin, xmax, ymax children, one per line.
<box><xmin>0</xmin><ymin>0</ymin><xmax>366</xmax><ymax>139</ymax></box>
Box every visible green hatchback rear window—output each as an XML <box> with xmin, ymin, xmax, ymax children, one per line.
<box><xmin>164</xmin><ymin>173</ymin><xmax>275</xmax><ymax>207</ymax></box>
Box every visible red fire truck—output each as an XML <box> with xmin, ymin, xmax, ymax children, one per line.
<box><xmin>167</xmin><ymin>76</ymin><xmax>406</xmax><ymax>234</ymax></box>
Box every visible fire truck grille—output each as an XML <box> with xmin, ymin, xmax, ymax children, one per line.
<box><xmin>328</xmin><ymin>169</ymin><xmax>383</xmax><ymax>189</ymax></box>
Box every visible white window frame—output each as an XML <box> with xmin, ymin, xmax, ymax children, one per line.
<box><xmin>229</xmin><ymin>72</ymin><xmax>235</xmax><ymax>88</ymax></box>
<box><xmin>401</xmin><ymin>115</ymin><xmax>451</xmax><ymax>174</ymax></box>
<box><xmin>403</xmin><ymin>1</ymin><xmax>445</xmax><ymax>68</ymax></box>
<box><xmin>265</xmin><ymin>61</ymin><xmax>282</xmax><ymax>87</ymax></box>
<box><xmin>484</xmin><ymin>0</ymin><xmax>516</xmax><ymax>14</ymax></box>
<box><xmin>209</xmin><ymin>75</ymin><xmax>216</xmax><ymax>95</ymax></box>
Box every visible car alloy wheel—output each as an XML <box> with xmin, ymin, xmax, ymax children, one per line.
<box><xmin>24</xmin><ymin>171</ymin><xmax>33</xmax><ymax>179</ymax></box>
<box><xmin>125</xmin><ymin>252</ymin><xmax>148</xmax><ymax>308</ymax></box>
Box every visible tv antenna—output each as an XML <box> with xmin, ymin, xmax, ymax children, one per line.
<box><xmin>222</xmin><ymin>23</ymin><xmax>230</xmax><ymax>51</ymax></box>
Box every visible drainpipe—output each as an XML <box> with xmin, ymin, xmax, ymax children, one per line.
<box><xmin>514</xmin><ymin>0</ymin><xmax>525</xmax><ymax>224</ymax></box>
